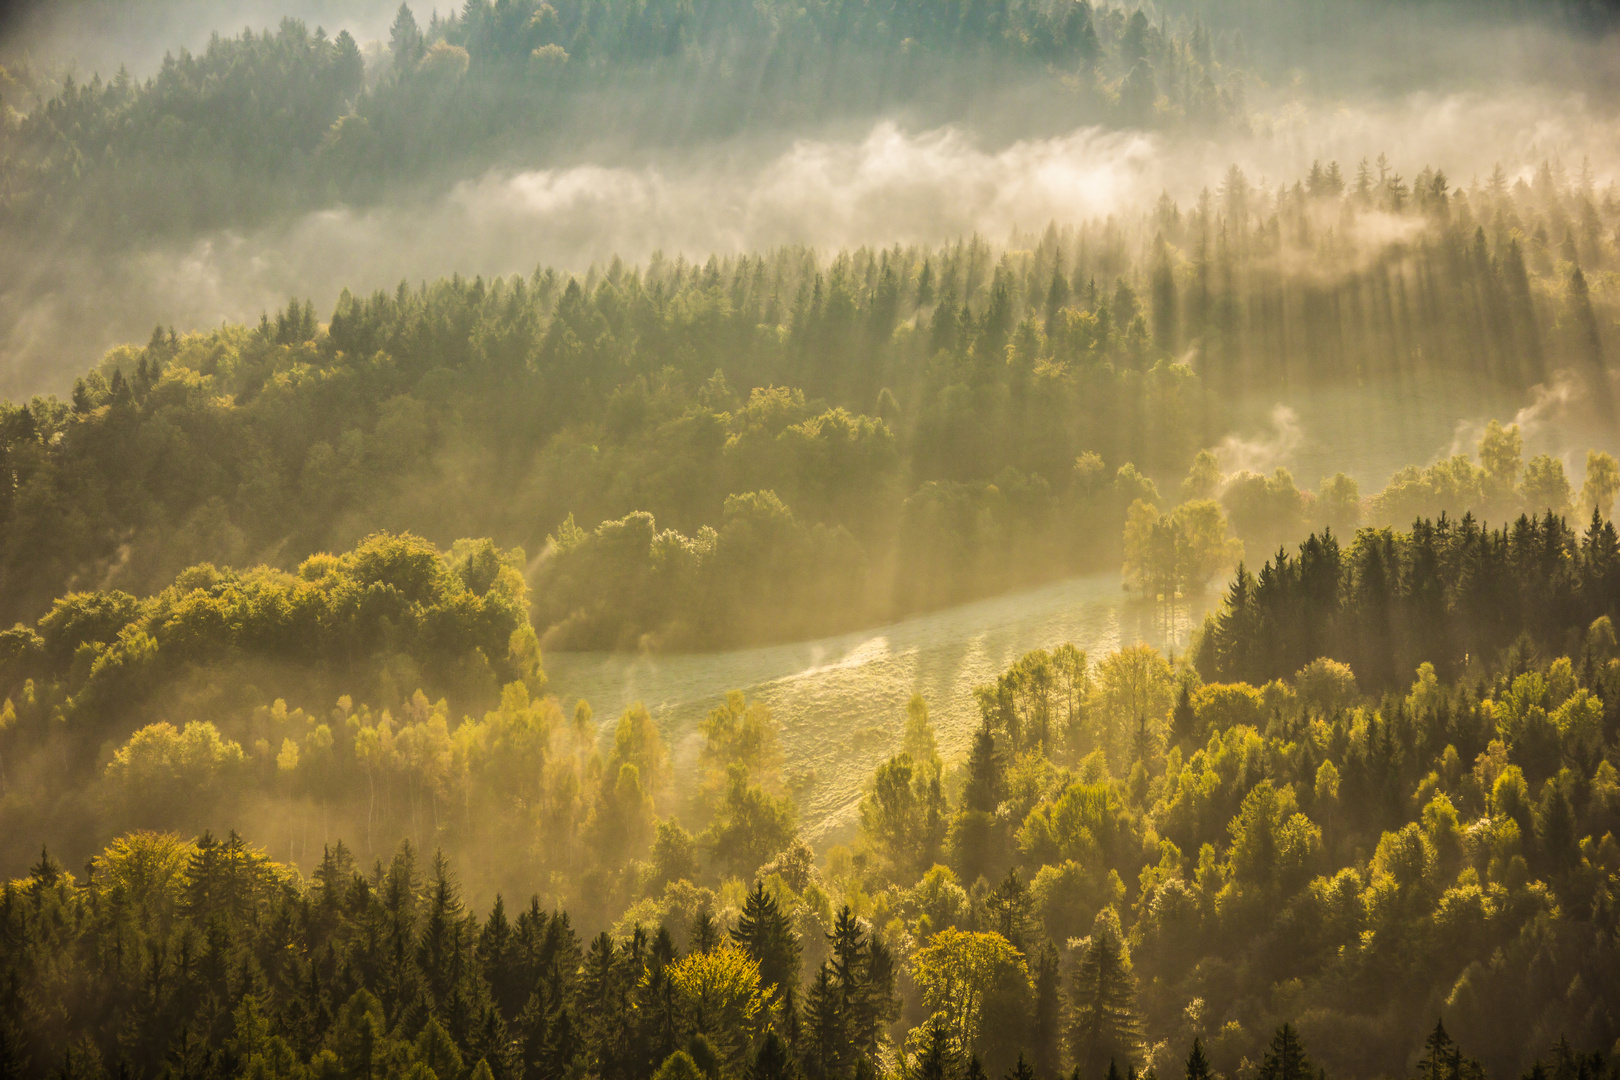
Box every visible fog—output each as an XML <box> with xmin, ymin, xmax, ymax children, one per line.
<box><xmin>6</xmin><ymin>9</ymin><xmax>1620</xmax><ymax>1072</ymax></box>
<box><xmin>5</xmin><ymin>82</ymin><xmax>1619</xmax><ymax>403</ymax></box>
<box><xmin>0</xmin><ymin>0</ymin><xmax>402</xmax><ymax>77</ymax></box>
<box><xmin>2</xmin><ymin>1</ymin><xmax>1618</xmax><ymax>405</ymax></box>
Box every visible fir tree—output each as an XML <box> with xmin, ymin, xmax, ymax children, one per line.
<box><xmin>1068</xmin><ymin>918</ymin><xmax>1141</xmax><ymax>1078</ymax></box>
<box><xmin>1186</xmin><ymin>1039</ymin><xmax>1211</xmax><ymax>1080</ymax></box>
<box><xmin>1031</xmin><ymin>943</ymin><xmax>1063</xmax><ymax>1080</ymax></box>
<box><xmin>749</xmin><ymin>1031</ymin><xmax>800</xmax><ymax>1080</ymax></box>
<box><xmin>733</xmin><ymin>882</ymin><xmax>802</xmax><ymax>1003</ymax></box>
<box><xmin>1258</xmin><ymin>1024</ymin><xmax>1313</xmax><ymax>1080</ymax></box>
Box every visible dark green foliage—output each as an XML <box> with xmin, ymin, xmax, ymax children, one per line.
<box><xmin>732</xmin><ymin>882</ymin><xmax>802</xmax><ymax>1003</ymax></box>
<box><xmin>1259</xmin><ymin>1025</ymin><xmax>1313</xmax><ymax>1080</ymax></box>
<box><xmin>0</xmin><ymin>2</ymin><xmax>1246</xmax><ymax>246</ymax></box>
<box><xmin>912</xmin><ymin>1020</ymin><xmax>958</xmax><ymax>1080</ymax></box>
<box><xmin>749</xmin><ymin>1031</ymin><xmax>799</xmax><ymax>1080</ymax></box>
<box><xmin>1197</xmin><ymin>513</ymin><xmax>1620</xmax><ymax>690</ymax></box>
<box><xmin>1185</xmin><ymin>1039</ymin><xmax>1211</xmax><ymax>1080</ymax></box>
<box><xmin>800</xmin><ymin>963</ymin><xmax>851</xmax><ymax>1080</ymax></box>
<box><xmin>1067</xmin><ymin>921</ymin><xmax>1141</xmax><ymax>1078</ymax></box>
<box><xmin>1416</xmin><ymin>1021</ymin><xmax>1485</xmax><ymax>1080</ymax></box>
<box><xmin>1031</xmin><ymin>944</ymin><xmax>1063</xmax><ymax>1080</ymax></box>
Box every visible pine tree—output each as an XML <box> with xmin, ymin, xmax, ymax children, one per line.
<box><xmin>691</xmin><ymin>911</ymin><xmax>721</xmax><ymax>954</ymax></box>
<box><xmin>1068</xmin><ymin>918</ymin><xmax>1141</xmax><ymax>1078</ymax></box>
<box><xmin>748</xmin><ymin>1031</ymin><xmax>799</xmax><ymax>1080</ymax></box>
<box><xmin>516</xmin><ymin>985</ymin><xmax>552</xmax><ymax>1080</ymax></box>
<box><xmin>544</xmin><ymin>1008</ymin><xmax>580</xmax><ymax>1080</ymax></box>
<box><xmin>1170</xmin><ymin>682</ymin><xmax>1197</xmax><ymax>747</ymax></box>
<box><xmin>733</xmin><ymin>882</ymin><xmax>802</xmax><ymax>1003</ymax></box>
<box><xmin>1415</xmin><ymin>1020</ymin><xmax>1483</xmax><ymax>1080</ymax></box>
<box><xmin>1257</xmin><ymin>1024</ymin><xmax>1312</xmax><ymax>1080</ymax></box>
<box><xmin>961</xmin><ymin>721</ymin><xmax>1004</xmax><ymax>812</ymax></box>
<box><xmin>1185</xmin><ymin>1039</ymin><xmax>1211</xmax><ymax>1080</ymax></box>
<box><xmin>581</xmin><ymin>931</ymin><xmax>628</xmax><ymax>1079</ymax></box>
<box><xmin>1031</xmin><ymin>944</ymin><xmax>1062</xmax><ymax>1080</ymax></box>
<box><xmin>390</xmin><ymin>2</ymin><xmax>424</xmax><ymax>70</ymax></box>
<box><xmin>471</xmin><ymin>1005</ymin><xmax>522</xmax><ymax>1080</ymax></box>
<box><xmin>801</xmin><ymin>964</ymin><xmax>851</xmax><ymax>1080</ymax></box>
<box><xmin>987</xmin><ymin>870</ymin><xmax>1034</xmax><ymax>951</ymax></box>
<box><xmin>417</xmin><ymin>852</ymin><xmax>467</xmax><ymax>1013</ymax></box>
<box><xmin>911</xmin><ymin>1020</ymin><xmax>957</xmax><ymax>1080</ymax></box>
<box><xmin>482</xmin><ymin>895</ymin><xmax>526</xmax><ymax>1022</ymax></box>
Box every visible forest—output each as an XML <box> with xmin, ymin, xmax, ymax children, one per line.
<box><xmin>6</xmin><ymin>571</ymin><xmax>1620</xmax><ymax>1080</ymax></box>
<box><xmin>3</xmin><ymin>1</ymin><xmax>1620</xmax><ymax>1079</ymax></box>
<box><xmin>0</xmin><ymin>153</ymin><xmax>1615</xmax><ymax>646</ymax></box>
<box><xmin>0</xmin><ymin>0</ymin><xmax>1250</xmax><ymax>243</ymax></box>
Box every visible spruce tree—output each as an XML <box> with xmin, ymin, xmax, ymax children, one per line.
<box><xmin>801</xmin><ymin>964</ymin><xmax>851</xmax><ymax>1080</ymax></box>
<box><xmin>1068</xmin><ymin>918</ymin><xmax>1141</xmax><ymax>1079</ymax></box>
<box><xmin>1031</xmin><ymin>943</ymin><xmax>1062</xmax><ymax>1080</ymax></box>
<box><xmin>748</xmin><ymin>1031</ymin><xmax>799</xmax><ymax>1080</ymax></box>
<box><xmin>1185</xmin><ymin>1039</ymin><xmax>1211</xmax><ymax>1080</ymax></box>
<box><xmin>1257</xmin><ymin>1024</ymin><xmax>1312</xmax><ymax>1080</ymax></box>
<box><xmin>690</xmin><ymin>911</ymin><xmax>721</xmax><ymax>954</ymax></box>
<box><xmin>733</xmin><ymin>882</ymin><xmax>802</xmax><ymax>1002</ymax></box>
<box><xmin>472</xmin><ymin>1006</ymin><xmax>522</xmax><ymax>1080</ymax></box>
<box><xmin>1170</xmin><ymin>683</ymin><xmax>1197</xmax><ymax>747</ymax></box>
<box><xmin>961</xmin><ymin>721</ymin><xmax>1004</xmax><ymax>813</ymax></box>
<box><xmin>1416</xmin><ymin>1021</ymin><xmax>1483</xmax><ymax>1080</ymax></box>
<box><xmin>911</xmin><ymin>1020</ymin><xmax>957</xmax><ymax>1080</ymax></box>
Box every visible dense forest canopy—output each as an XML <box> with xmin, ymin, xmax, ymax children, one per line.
<box><xmin>5</xmin><ymin>601</ymin><xmax>1620</xmax><ymax>1080</ymax></box>
<box><xmin>3</xmin><ymin>2</ymin><xmax>1620</xmax><ymax>1080</ymax></box>
<box><xmin>0</xmin><ymin>156</ymin><xmax>1615</xmax><ymax>645</ymax></box>
<box><xmin>0</xmin><ymin>0</ymin><xmax>1251</xmax><ymax>243</ymax></box>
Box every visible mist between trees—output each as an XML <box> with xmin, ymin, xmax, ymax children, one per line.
<box><xmin>0</xmin><ymin>146</ymin><xmax>1616</xmax><ymax>648</ymax></box>
<box><xmin>0</xmin><ymin>1</ymin><xmax>1251</xmax><ymax>245</ymax></box>
<box><xmin>4</xmin><ymin>508</ymin><xmax>1620</xmax><ymax>1080</ymax></box>
<box><xmin>5</xmin><ymin>0</ymin><xmax>1620</xmax><ymax>1078</ymax></box>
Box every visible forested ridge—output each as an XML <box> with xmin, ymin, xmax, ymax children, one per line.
<box><xmin>0</xmin><ymin>0</ymin><xmax>1248</xmax><ymax>243</ymax></box>
<box><xmin>0</xmin><ymin>151</ymin><xmax>1615</xmax><ymax>647</ymax></box>
<box><xmin>4</xmin><ymin>3</ymin><xmax>1620</xmax><ymax>1078</ymax></box>
<box><xmin>5</xmin><ymin>582</ymin><xmax>1620</xmax><ymax>1080</ymax></box>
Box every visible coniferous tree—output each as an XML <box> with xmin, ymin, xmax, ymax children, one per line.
<box><xmin>911</xmin><ymin>1020</ymin><xmax>957</xmax><ymax>1080</ymax></box>
<box><xmin>1415</xmin><ymin>1021</ymin><xmax>1484</xmax><ymax>1080</ymax></box>
<box><xmin>691</xmin><ymin>911</ymin><xmax>721</xmax><ymax>954</ymax></box>
<box><xmin>1170</xmin><ymin>682</ymin><xmax>1198</xmax><ymax>747</ymax></box>
<box><xmin>472</xmin><ymin>1006</ymin><xmax>523</xmax><ymax>1080</ymax></box>
<box><xmin>1258</xmin><ymin>1024</ymin><xmax>1313</xmax><ymax>1080</ymax></box>
<box><xmin>802</xmin><ymin>964</ymin><xmax>852</xmax><ymax>1080</ymax></box>
<box><xmin>1068</xmin><ymin>918</ymin><xmax>1141</xmax><ymax>1079</ymax></box>
<box><xmin>1186</xmin><ymin>1039</ymin><xmax>1212</xmax><ymax>1080</ymax></box>
<box><xmin>987</xmin><ymin>870</ymin><xmax>1034</xmax><ymax>951</ymax></box>
<box><xmin>733</xmin><ymin>882</ymin><xmax>802</xmax><ymax>1003</ymax></box>
<box><xmin>1031</xmin><ymin>944</ymin><xmax>1063</xmax><ymax>1080</ymax></box>
<box><xmin>749</xmin><ymin>1031</ymin><xmax>800</xmax><ymax>1080</ymax></box>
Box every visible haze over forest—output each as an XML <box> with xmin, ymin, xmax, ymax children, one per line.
<box><xmin>1</xmin><ymin>4</ymin><xmax>1620</xmax><ymax>1080</ymax></box>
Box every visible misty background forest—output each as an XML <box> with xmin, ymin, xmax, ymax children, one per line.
<box><xmin>2</xmin><ymin>3</ymin><xmax>1620</xmax><ymax>1080</ymax></box>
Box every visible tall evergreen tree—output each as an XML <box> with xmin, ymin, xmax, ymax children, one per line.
<box><xmin>749</xmin><ymin>1031</ymin><xmax>799</xmax><ymax>1080</ymax></box>
<box><xmin>1186</xmin><ymin>1038</ymin><xmax>1211</xmax><ymax>1080</ymax></box>
<box><xmin>1031</xmin><ymin>944</ymin><xmax>1063</xmax><ymax>1080</ymax></box>
<box><xmin>1068</xmin><ymin>918</ymin><xmax>1141</xmax><ymax>1079</ymax></box>
<box><xmin>1258</xmin><ymin>1024</ymin><xmax>1313</xmax><ymax>1080</ymax></box>
<box><xmin>733</xmin><ymin>883</ymin><xmax>802</xmax><ymax>1003</ymax></box>
<box><xmin>801</xmin><ymin>964</ymin><xmax>852</xmax><ymax>1080</ymax></box>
